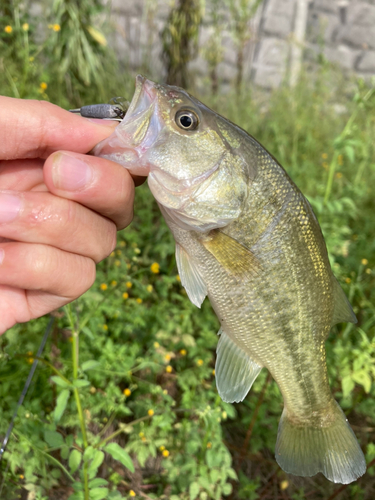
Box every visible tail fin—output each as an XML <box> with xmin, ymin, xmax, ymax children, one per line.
<box><xmin>275</xmin><ymin>401</ymin><xmax>366</xmax><ymax>484</ymax></box>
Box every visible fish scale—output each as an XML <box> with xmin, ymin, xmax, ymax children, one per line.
<box><xmin>93</xmin><ymin>75</ymin><xmax>366</xmax><ymax>484</ymax></box>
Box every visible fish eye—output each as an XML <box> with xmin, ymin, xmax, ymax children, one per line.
<box><xmin>175</xmin><ymin>109</ymin><xmax>199</xmax><ymax>130</ymax></box>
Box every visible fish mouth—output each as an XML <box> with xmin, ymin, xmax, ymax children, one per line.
<box><xmin>92</xmin><ymin>75</ymin><xmax>160</xmax><ymax>176</ymax></box>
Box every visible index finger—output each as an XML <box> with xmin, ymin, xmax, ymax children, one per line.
<box><xmin>0</xmin><ymin>96</ymin><xmax>118</xmax><ymax>160</ymax></box>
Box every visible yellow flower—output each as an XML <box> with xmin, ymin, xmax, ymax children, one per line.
<box><xmin>148</xmin><ymin>409</ymin><xmax>154</xmax><ymax>416</ymax></box>
<box><xmin>126</xmin><ymin>281</ymin><xmax>132</xmax><ymax>288</ymax></box>
<box><xmin>206</xmin><ymin>442</ymin><xmax>212</xmax><ymax>449</ymax></box>
<box><xmin>110</xmin><ymin>251</ymin><xmax>115</xmax><ymax>257</ymax></box>
<box><xmin>122</xmin><ymin>292</ymin><xmax>129</xmax><ymax>300</ymax></box>
<box><xmin>136</xmin><ymin>298</ymin><xmax>143</xmax><ymax>304</ymax></box>
<box><xmin>361</xmin><ymin>259</ymin><xmax>368</xmax><ymax>266</ymax></box>
<box><xmin>115</xmin><ymin>260</ymin><xmax>121</xmax><ymax>267</ymax></box>
<box><xmin>222</xmin><ymin>411</ymin><xmax>227</xmax><ymax>419</ymax></box>
<box><xmin>176</xmin><ymin>275</ymin><xmax>181</xmax><ymax>282</ymax></box>
<box><xmin>90</xmin><ymin>386</ymin><xmax>96</xmax><ymax>394</ymax></box>
<box><xmin>141</xmin><ymin>436</ymin><xmax>147</xmax><ymax>442</ymax></box>
<box><xmin>111</xmin><ymin>280</ymin><xmax>117</xmax><ymax>286</ymax></box>
<box><xmin>164</xmin><ymin>354</ymin><xmax>171</xmax><ymax>361</ymax></box>
<box><xmin>129</xmin><ymin>491</ymin><xmax>136</xmax><ymax>497</ymax></box>
<box><xmin>27</xmin><ymin>351</ymin><xmax>33</xmax><ymax>356</ymax></box>
<box><xmin>29</xmin><ymin>56</ymin><xmax>34</xmax><ymax>62</ymax></box>
<box><xmin>124</xmin><ymin>388</ymin><xmax>131</xmax><ymax>396</ymax></box>
<box><xmin>4</xmin><ymin>25</ymin><xmax>12</xmax><ymax>33</ymax></box>
<box><xmin>162</xmin><ymin>449</ymin><xmax>170</xmax><ymax>457</ymax></box>
<box><xmin>154</xmin><ymin>341</ymin><xmax>160</xmax><ymax>348</ymax></box>
<box><xmin>163</xmin><ymin>389</ymin><xmax>168</xmax><ymax>394</ymax></box>
<box><xmin>366</xmin><ymin>268</ymin><xmax>372</xmax><ymax>274</ymax></box>
<box><xmin>39</xmin><ymin>82</ymin><xmax>48</xmax><ymax>91</ymax></box>
<box><xmin>335</xmin><ymin>172</ymin><xmax>343</xmax><ymax>179</ymax></box>
<box><xmin>134</xmin><ymin>248</ymin><xmax>141</xmax><ymax>254</ymax></box>
<box><xmin>321</xmin><ymin>153</ymin><xmax>328</xmax><ymax>159</ymax></box>
<box><xmin>52</xmin><ymin>24</ymin><xmax>61</xmax><ymax>32</ymax></box>
<box><xmin>103</xmin><ymin>324</ymin><xmax>108</xmax><ymax>331</ymax></box>
<box><xmin>197</xmin><ymin>359</ymin><xmax>204</xmax><ymax>366</ymax></box>
<box><xmin>146</xmin><ymin>284</ymin><xmax>153</xmax><ymax>292</ymax></box>
<box><xmin>138</xmin><ymin>432</ymin><xmax>144</xmax><ymax>438</ymax></box>
<box><xmin>19</xmin><ymin>474</ymin><xmax>24</xmax><ymax>479</ymax></box>
<box><xmin>120</xmin><ymin>241</ymin><xmax>126</xmax><ymax>247</ymax></box>
<box><xmin>22</xmin><ymin>23</ymin><xmax>29</xmax><ymax>31</ymax></box>
<box><xmin>150</xmin><ymin>262</ymin><xmax>160</xmax><ymax>274</ymax></box>
<box><xmin>166</xmin><ymin>365</ymin><xmax>172</xmax><ymax>373</ymax></box>
<box><xmin>338</xmin><ymin>154</ymin><xmax>343</xmax><ymax>166</ymax></box>
<box><xmin>27</xmin><ymin>357</ymin><xmax>34</xmax><ymax>364</ymax></box>
<box><xmin>159</xmin><ymin>445</ymin><xmax>165</xmax><ymax>451</ymax></box>
<box><xmin>212</xmin><ymin>369</ymin><xmax>215</xmax><ymax>376</ymax></box>
<box><xmin>345</xmin><ymin>277</ymin><xmax>351</xmax><ymax>284</ymax></box>
<box><xmin>180</xmin><ymin>349</ymin><xmax>187</xmax><ymax>356</ymax></box>
<box><xmin>116</xmin><ymin>249</ymin><xmax>122</xmax><ymax>255</ymax></box>
<box><xmin>100</xmin><ymin>283</ymin><xmax>108</xmax><ymax>291</ymax></box>
<box><xmin>280</xmin><ymin>480</ymin><xmax>289</xmax><ymax>490</ymax></box>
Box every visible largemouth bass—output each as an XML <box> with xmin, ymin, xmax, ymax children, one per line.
<box><xmin>93</xmin><ymin>76</ymin><xmax>366</xmax><ymax>484</ymax></box>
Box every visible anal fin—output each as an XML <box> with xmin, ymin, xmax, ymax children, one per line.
<box><xmin>216</xmin><ymin>329</ymin><xmax>262</xmax><ymax>403</ymax></box>
<box><xmin>175</xmin><ymin>243</ymin><xmax>207</xmax><ymax>308</ymax></box>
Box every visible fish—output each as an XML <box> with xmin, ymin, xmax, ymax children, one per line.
<box><xmin>92</xmin><ymin>75</ymin><xmax>367</xmax><ymax>484</ymax></box>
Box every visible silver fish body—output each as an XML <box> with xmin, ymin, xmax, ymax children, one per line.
<box><xmin>93</xmin><ymin>76</ymin><xmax>366</xmax><ymax>484</ymax></box>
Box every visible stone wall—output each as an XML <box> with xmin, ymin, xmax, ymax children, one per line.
<box><xmin>32</xmin><ymin>0</ymin><xmax>375</xmax><ymax>89</ymax></box>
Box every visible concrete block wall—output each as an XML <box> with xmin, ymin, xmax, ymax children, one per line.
<box><xmin>30</xmin><ymin>0</ymin><xmax>375</xmax><ymax>89</ymax></box>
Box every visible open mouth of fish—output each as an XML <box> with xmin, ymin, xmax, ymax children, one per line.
<box><xmin>93</xmin><ymin>75</ymin><xmax>220</xmax><ymax>205</ymax></box>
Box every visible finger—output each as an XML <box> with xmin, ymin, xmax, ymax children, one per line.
<box><xmin>0</xmin><ymin>96</ymin><xmax>119</xmax><ymax>160</ymax></box>
<box><xmin>0</xmin><ymin>190</ymin><xmax>117</xmax><ymax>263</ymax></box>
<box><xmin>44</xmin><ymin>151</ymin><xmax>136</xmax><ymax>229</ymax></box>
<box><xmin>0</xmin><ymin>242</ymin><xmax>96</xmax><ymax>299</ymax></box>
<box><xmin>0</xmin><ymin>159</ymin><xmax>45</xmax><ymax>191</ymax></box>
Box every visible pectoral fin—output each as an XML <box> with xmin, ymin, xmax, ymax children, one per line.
<box><xmin>331</xmin><ymin>278</ymin><xmax>357</xmax><ymax>327</ymax></box>
<box><xmin>216</xmin><ymin>329</ymin><xmax>262</xmax><ymax>403</ymax></box>
<box><xmin>202</xmin><ymin>230</ymin><xmax>261</xmax><ymax>279</ymax></box>
<box><xmin>175</xmin><ymin>243</ymin><xmax>207</xmax><ymax>308</ymax></box>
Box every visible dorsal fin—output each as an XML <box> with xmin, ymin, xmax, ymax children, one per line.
<box><xmin>175</xmin><ymin>243</ymin><xmax>207</xmax><ymax>308</ymax></box>
<box><xmin>331</xmin><ymin>278</ymin><xmax>357</xmax><ymax>327</ymax></box>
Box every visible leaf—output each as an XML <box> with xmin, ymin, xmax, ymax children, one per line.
<box><xmin>86</xmin><ymin>26</ymin><xmax>107</xmax><ymax>46</ymax></box>
<box><xmin>341</xmin><ymin>375</ymin><xmax>355</xmax><ymax>399</ymax></box>
<box><xmin>69</xmin><ymin>449</ymin><xmax>82</xmax><ymax>474</ymax></box>
<box><xmin>222</xmin><ymin>483</ymin><xmax>232</xmax><ymax>495</ymax></box>
<box><xmin>67</xmin><ymin>493</ymin><xmax>84</xmax><ymax>500</ymax></box>
<box><xmin>89</xmin><ymin>478</ymin><xmax>108</xmax><ymax>488</ymax></box>
<box><xmin>189</xmin><ymin>482</ymin><xmax>200</xmax><ymax>500</ymax></box>
<box><xmin>73</xmin><ymin>379</ymin><xmax>91</xmax><ymax>388</ymax></box>
<box><xmin>89</xmin><ymin>450</ymin><xmax>105</xmax><ymax>472</ymax></box>
<box><xmin>54</xmin><ymin>389</ymin><xmax>70</xmax><ymax>423</ymax></box>
<box><xmin>89</xmin><ymin>488</ymin><xmax>109</xmax><ymax>500</ymax></box>
<box><xmin>44</xmin><ymin>430</ymin><xmax>64</xmax><ymax>448</ymax></box>
<box><xmin>352</xmin><ymin>370</ymin><xmax>372</xmax><ymax>393</ymax></box>
<box><xmin>104</xmin><ymin>443</ymin><xmax>135</xmax><ymax>472</ymax></box>
<box><xmin>81</xmin><ymin>360</ymin><xmax>100</xmax><ymax>371</ymax></box>
<box><xmin>51</xmin><ymin>376</ymin><xmax>71</xmax><ymax>388</ymax></box>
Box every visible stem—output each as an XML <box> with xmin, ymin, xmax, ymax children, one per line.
<box><xmin>323</xmin><ymin>150</ymin><xmax>339</xmax><ymax>206</ymax></box>
<box><xmin>65</xmin><ymin>304</ymin><xmax>89</xmax><ymax>500</ymax></box>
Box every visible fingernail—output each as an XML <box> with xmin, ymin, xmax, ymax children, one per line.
<box><xmin>52</xmin><ymin>153</ymin><xmax>93</xmax><ymax>191</ymax></box>
<box><xmin>0</xmin><ymin>193</ymin><xmax>21</xmax><ymax>223</ymax></box>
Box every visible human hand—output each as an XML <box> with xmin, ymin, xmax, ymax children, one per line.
<box><xmin>0</xmin><ymin>97</ymin><xmax>139</xmax><ymax>334</ymax></box>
